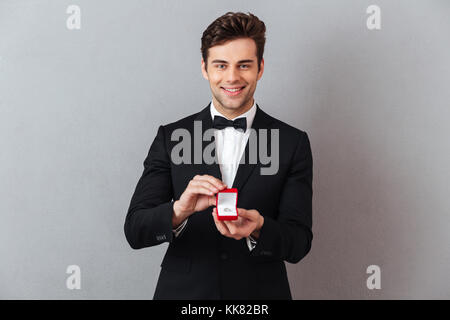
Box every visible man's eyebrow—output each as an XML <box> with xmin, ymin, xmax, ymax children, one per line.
<box><xmin>211</xmin><ymin>59</ymin><xmax>255</xmax><ymax>64</ymax></box>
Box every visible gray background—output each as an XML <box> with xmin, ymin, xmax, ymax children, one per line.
<box><xmin>1</xmin><ymin>0</ymin><xmax>449</xmax><ymax>299</ymax></box>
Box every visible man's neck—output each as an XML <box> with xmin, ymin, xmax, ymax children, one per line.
<box><xmin>212</xmin><ymin>98</ymin><xmax>254</xmax><ymax>120</ymax></box>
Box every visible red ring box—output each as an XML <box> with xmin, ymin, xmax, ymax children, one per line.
<box><xmin>215</xmin><ymin>188</ymin><xmax>238</xmax><ymax>221</ymax></box>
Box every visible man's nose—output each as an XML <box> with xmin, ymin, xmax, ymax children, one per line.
<box><xmin>225</xmin><ymin>66</ymin><xmax>240</xmax><ymax>82</ymax></box>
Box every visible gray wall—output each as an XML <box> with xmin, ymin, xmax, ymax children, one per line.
<box><xmin>1</xmin><ymin>0</ymin><xmax>449</xmax><ymax>299</ymax></box>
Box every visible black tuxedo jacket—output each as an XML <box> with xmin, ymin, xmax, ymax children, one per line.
<box><xmin>124</xmin><ymin>103</ymin><xmax>313</xmax><ymax>300</ymax></box>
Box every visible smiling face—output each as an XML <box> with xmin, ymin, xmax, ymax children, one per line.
<box><xmin>201</xmin><ymin>38</ymin><xmax>264</xmax><ymax>119</ymax></box>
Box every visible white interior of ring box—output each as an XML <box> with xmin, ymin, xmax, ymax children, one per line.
<box><xmin>217</xmin><ymin>192</ymin><xmax>238</xmax><ymax>216</ymax></box>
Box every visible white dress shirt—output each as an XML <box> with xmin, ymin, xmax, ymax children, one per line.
<box><xmin>173</xmin><ymin>100</ymin><xmax>258</xmax><ymax>251</ymax></box>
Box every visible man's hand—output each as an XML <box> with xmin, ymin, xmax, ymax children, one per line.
<box><xmin>211</xmin><ymin>207</ymin><xmax>264</xmax><ymax>240</ymax></box>
<box><xmin>173</xmin><ymin>175</ymin><xmax>227</xmax><ymax>227</ymax></box>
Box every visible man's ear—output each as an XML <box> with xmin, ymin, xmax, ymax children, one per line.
<box><xmin>257</xmin><ymin>57</ymin><xmax>264</xmax><ymax>81</ymax></box>
<box><xmin>201</xmin><ymin>58</ymin><xmax>209</xmax><ymax>80</ymax></box>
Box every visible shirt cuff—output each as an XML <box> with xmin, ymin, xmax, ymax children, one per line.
<box><xmin>246</xmin><ymin>235</ymin><xmax>257</xmax><ymax>251</ymax></box>
<box><xmin>172</xmin><ymin>218</ymin><xmax>188</xmax><ymax>238</ymax></box>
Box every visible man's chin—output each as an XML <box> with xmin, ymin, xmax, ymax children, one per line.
<box><xmin>214</xmin><ymin>93</ymin><xmax>250</xmax><ymax>111</ymax></box>
<box><xmin>220</xmin><ymin>99</ymin><xmax>245</xmax><ymax>110</ymax></box>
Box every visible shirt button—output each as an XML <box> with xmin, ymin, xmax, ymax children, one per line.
<box><xmin>220</xmin><ymin>252</ymin><xmax>228</xmax><ymax>260</ymax></box>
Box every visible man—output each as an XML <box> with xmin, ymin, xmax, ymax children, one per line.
<box><xmin>124</xmin><ymin>12</ymin><xmax>313</xmax><ymax>300</ymax></box>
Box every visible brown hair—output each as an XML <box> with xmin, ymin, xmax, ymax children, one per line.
<box><xmin>201</xmin><ymin>12</ymin><xmax>266</xmax><ymax>72</ymax></box>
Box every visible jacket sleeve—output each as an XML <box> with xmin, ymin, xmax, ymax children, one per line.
<box><xmin>250</xmin><ymin>131</ymin><xmax>313</xmax><ymax>264</ymax></box>
<box><xmin>124</xmin><ymin>125</ymin><xmax>176</xmax><ymax>249</ymax></box>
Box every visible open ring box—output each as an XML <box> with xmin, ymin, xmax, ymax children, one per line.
<box><xmin>215</xmin><ymin>188</ymin><xmax>238</xmax><ymax>221</ymax></box>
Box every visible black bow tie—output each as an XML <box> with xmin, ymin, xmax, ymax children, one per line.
<box><xmin>213</xmin><ymin>115</ymin><xmax>247</xmax><ymax>131</ymax></box>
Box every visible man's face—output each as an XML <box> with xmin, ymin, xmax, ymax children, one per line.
<box><xmin>201</xmin><ymin>38</ymin><xmax>264</xmax><ymax>116</ymax></box>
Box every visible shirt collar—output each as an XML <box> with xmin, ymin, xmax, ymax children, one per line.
<box><xmin>210</xmin><ymin>99</ymin><xmax>257</xmax><ymax>130</ymax></box>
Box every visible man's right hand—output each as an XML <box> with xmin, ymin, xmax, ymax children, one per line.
<box><xmin>172</xmin><ymin>175</ymin><xmax>227</xmax><ymax>228</ymax></box>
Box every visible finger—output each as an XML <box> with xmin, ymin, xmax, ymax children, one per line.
<box><xmin>223</xmin><ymin>220</ymin><xmax>236</xmax><ymax>235</ymax></box>
<box><xmin>188</xmin><ymin>186</ymin><xmax>214</xmax><ymax>196</ymax></box>
<box><xmin>218</xmin><ymin>220</ymin><xmax>231</xmax><ymax>235</ymax></box>
<box><xmin>199</xmin><ymin>175</ymin><xmax>227</xmax><ymax>190</ymax></box>
<box><xmin>208</xmin><ymin>195</ymin><xmax>217</xmax><ymax>207</ymax></box>
<box><xmin>190</xmin><ymin>180</ymin><xmax>220</xmax><ymax>194</ymax></box>
<box><xmin>188</xmin><ymin>180</ymin><xmax>217</xmax><ymax>195</ymax></box>
<box><xmin>212</xmin><ymin>209</ymin><xmax>231</xmax><ymax>235</ymax></box>
<box><xmin>194</xmin><ymin>175</ymin><xmax>227</xmax><ymax>190</ymax></box>
<box><xmin>223</xmin><ymin>221</ymin><xmax>244</xmax><ymax>240</ymax></box>
<box><xmin>213</xmin><ymin>208</ymin><xmax>231</xmax><ymax>233</ymax></box>
<box><xmin>237</xmin><ymin>208</ymin><xmax>257</xmax><ymax>221</ymax></box>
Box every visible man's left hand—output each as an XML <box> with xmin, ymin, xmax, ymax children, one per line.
<box><xmin>211</xmin><ymin>207</ymin><xmax>264</xmax><ymax>240</ymax></box>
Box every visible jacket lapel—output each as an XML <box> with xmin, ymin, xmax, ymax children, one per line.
<box><xmin>232</xmin><ymin>103</ymin><xmax>273</xmax><ymax>191</ymax></box>
<box><xmin>195</xmin><ymin>103</ymin><xmax>222</xmax><ymax>181</ymax></box>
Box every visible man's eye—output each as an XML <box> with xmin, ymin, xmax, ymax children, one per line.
<box><xmin>215</xmin><ymin>64</ymin><xmax>248</xmax><ymax>69</ymax></box>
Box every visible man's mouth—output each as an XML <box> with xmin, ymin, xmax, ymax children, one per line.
<box><xmin>221</xmin><ymin>86</ymin><xmax>245</xmax><ymax>96</ymax></box>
